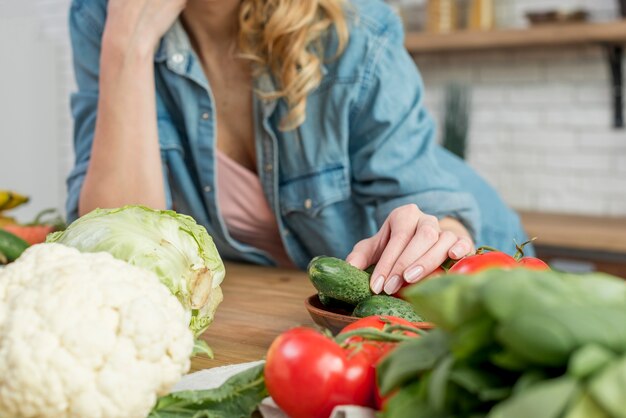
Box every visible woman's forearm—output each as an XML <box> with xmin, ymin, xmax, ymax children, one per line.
<box><xmin>79</xmin><ymin>39</ymin><xmax>166</xmax><ymax>216</ymax></box>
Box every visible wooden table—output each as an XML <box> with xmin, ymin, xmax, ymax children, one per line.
<box><xmin>191</xmin><ymin>263</ymin><xmax>315</xmax><ymax>371</ymax></box>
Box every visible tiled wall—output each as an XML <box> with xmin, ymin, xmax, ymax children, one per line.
<box><xmin>414</xmin><ymin>0</ymin><xmax>626</xmax><ymax>216</ymax></box>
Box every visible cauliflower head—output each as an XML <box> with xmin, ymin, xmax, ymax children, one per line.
<box><xmin>0</xmin><ymin>244</ymin><xmax>194</xmax><ymax>418</ymax></box>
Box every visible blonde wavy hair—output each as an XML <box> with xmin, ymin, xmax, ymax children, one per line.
<box><xmin>239</xmin><ymin>0</ymin><xmax>349</xmax><ymax>131</ymax></box>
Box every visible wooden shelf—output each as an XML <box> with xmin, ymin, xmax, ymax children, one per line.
<box><xmin>519</xmin><ymin>210</ymin><xmax>626</xmax><ymax>254</ymax></box>
<box><xmin>405</xmin><ymin>21</ymin><xmax>626</xmax><ymax>53</ymax></box>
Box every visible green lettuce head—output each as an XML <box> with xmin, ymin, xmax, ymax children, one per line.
<box><xmin>47</xmin><ymin>206</ymin><xmax>225</xmax><ymax>336</ymax></box>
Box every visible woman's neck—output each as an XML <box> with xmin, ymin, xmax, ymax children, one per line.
<box><xmin>181</xmin><ymin>0</ymin><xmax>241</xmax><ymax>54</ymax></box>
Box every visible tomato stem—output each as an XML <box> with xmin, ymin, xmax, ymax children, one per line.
<box><xmin>476</xmin><ymin>245</ymin><xmax>500</xmax><ymax>254</ymax></box>
<box><xmin>513</xmin><ymin>237</ymin><xmax>537</xmax><ymax>260</ymax></box>
<box><xmin>335</xmin><ymin>329</ymin><xmax>417</xmax><ymax>344</ymax></box>
<box><xmin>383</xmin><ymin>324</ymin><xmax>428</xmax><ymax>336</ymax></box>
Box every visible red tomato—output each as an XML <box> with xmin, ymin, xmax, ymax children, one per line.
<box><xmin>518</xmin><ymin>257</ymin><xmax>550</xmax><ymax>270</ymax></box>
<box><xmin>448</xmin><ymin>251</ymin><xmax>518</xmax><ymax>274</ymax></box>
<box><xmin>340</xmin><ymin>316</ymin><xmax>420</xmax><ymax>410</ymax></box>
<box><xmin>265</xmin><ymin>327</ymin><xmax>374</xmax><ymax>418</ymax></box>
<box><xmin>2</xmin><ymin>224</ymin><xmax>55</xmax><ymax>245</ymax></box>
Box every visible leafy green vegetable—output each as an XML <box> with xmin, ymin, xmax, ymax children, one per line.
<box><xmin>377</xmin><ymin>329</ymin><xmax>450</xmax><ymax>395</ymax></box>
<box><xmin>564</xmin><ymin>390</ymin><xmax>610</xmax><ymax>418</ymax></box>
<box><xmin>488</xmin><ymin>376</ymin><xmax>580</xmax><ymax>418</ymax></box>
<box><xmin>47</xmin><ymin>206</ymin><xmax>225</xmax><ymax>336</ymax></box>
<box><xmin>588</xmin><ymin>356</ymin><xmax>626</xmax><ymax>418</ymax></box>
<box><xmin>379</xmin><ymin>269</ymin><xmax>626</xmax><ymax>418</ymax></box>
<box><xmin>149</xmin><ymin>363</ymin><xmax>267</xmax><ymax>418</ymax></box>
<box><xmin>568</xmin><ymin>345</ymin><xmax>616</xmax><ymax>379</ymax></box>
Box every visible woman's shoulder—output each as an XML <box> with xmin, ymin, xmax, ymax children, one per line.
<box><xmin>321</xmin><ymin>0</ymin><xmax>405</xmax><ymax>80</ymax></box>
<box><xmin>346</xmin><ymin>0</ymin><xmax>404</xmax><ymax>42</ymax></box>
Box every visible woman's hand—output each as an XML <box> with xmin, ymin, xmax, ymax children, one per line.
<box><xmin>346</xmin><ymin>204</ymin><xmax>475</xmax><ymax>295</ymax></box>
<box><xmin>103</xmin><ymin>0</ymin><xmax>187</xmax><ymax>56</ymax></box>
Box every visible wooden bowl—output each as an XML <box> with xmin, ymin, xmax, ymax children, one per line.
<box><xmin>304</xmin><ymin>294</ymin><xmax>435</xmax><ymax>335</ymax></box>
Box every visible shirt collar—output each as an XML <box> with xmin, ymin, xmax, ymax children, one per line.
<box><xmin>154</xmin><ymin>20</ymin><xmax>192</xmax><ymax>73</ymax></box>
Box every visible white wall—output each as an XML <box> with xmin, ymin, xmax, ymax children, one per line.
<box><xmin>415</xmin><ymin>0</ymin><xmax>626</xmax><ymax>217</ymax></box>
<box><xmin>0</xmin><ymin>0</ymin><xmax>73</xmax><ymax>223</ymax></box>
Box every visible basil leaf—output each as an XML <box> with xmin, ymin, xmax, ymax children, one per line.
<box><xmin>487</xmin><ymin>376</ymin><xmax>579</xmax><ymax>418</ymax></box>
<box><xmin>428</xmin><ymin>355</ymin><xmax>454</xmax><ymax>412</ymax></box>
<box><xmin>449</xmin><ymin>366</ymin><xmax>512</xmax><ymax>402</ymax></box>
<box><xmin>377</xmin><ymin>329</ymin><xmax>450</xmax><ymax>395</ymax></box>
<box><xmin>404</xmin><ymin>273</ymin><xmax>490</xmax><ymax>330</ymax></box>
<box><xmin>568</xmin><ymin>345</ymin><xmax>617</xmax><ymax>379</ymax></box>
<box><xmin>383</xmin><ymin>380</ymin><xmax>448</xmax><ymax>418</ymax></box>
<box><xmin>588</xmin><ymin>355</ymin><xmax>626</xmax><ymax>418</ymax></box>
<box><xmin>563</xmin><ymin>389</ymin><xmax>610</xmax><ymax>418</ymax></box>
<box><xmin>149</xmin><ymin>363</ymin><xmax>267</xmax><ymax>418</ymax></box>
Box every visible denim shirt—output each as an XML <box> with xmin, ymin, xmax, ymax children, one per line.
<box><xmin>67</xmin><ymin>0</ymin><xmax>530</xmax><ymax>269</ymax></box>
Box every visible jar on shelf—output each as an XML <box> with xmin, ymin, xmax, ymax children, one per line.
<box><xmin>427</xmin><ymin>0</ymin><xmax>459</xmax><ymax>33</ymax></box>
<box><xmin>468</xmin><ymin>0</ymin><xmax>495</xmax><ymax>30</ymax></box>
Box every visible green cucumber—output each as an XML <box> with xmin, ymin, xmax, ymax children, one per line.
<box><xmin>308</xmin><ymin>256</ymin><xmax>372</xmax><ymax>306</ymax></box>
<box><xmin>0</xmin><ymin>230</ymin><xmax>29</xmax><ymax>262</ymax></box>
<box><xmin>318</xmin><ymin>292</ymin><xmax>357</xmax><ymax>311</ymax></box>
<box><xmin>354</xmin><ymin>295</ymin><xmax>424</xmax><ymax>322</ymax></box>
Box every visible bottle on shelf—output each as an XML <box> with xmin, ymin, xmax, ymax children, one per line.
<box><xmin>468</xmin><ymin>0</ymin><xmax>495</xmax><ymax>30</ymax></box>
<box><xmin>427</xmin><ymin>0</ymin><xmax>459</xmax><ymax>33</ymax></box>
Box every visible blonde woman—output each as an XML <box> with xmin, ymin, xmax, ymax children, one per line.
<box><xmin>68</xmin><ymin>0</ymin><xmax>529</xmax><ymax>295</ymax></box>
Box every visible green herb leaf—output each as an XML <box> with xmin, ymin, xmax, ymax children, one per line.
<box><xmin>403</xmin><ymin>273</ymin><xmax>490</xmax><ymax>330</ymax></box>
<box><xmin>449</xmin><ymin>366</ymin><xmax>512</xmax><ymax>402</ymax></box>
<box><xmin>377</xmin><ymin>329</ymin><xmax>450</xmax><ymax>395</ymax></box>
<box><xmin>588</xmin><ymin>355</ymin><xmax>626</xmax><ymax>418</ymax></box>
<box><xmin>563</xmin><ymin>389</ymin><xmax>610</xmax><ymax>418</ymax></box>
<box><xmin>487</xmin><ymin>376</ymin><xmax>579</xmax><ymax>418</ymax></box>
<box><xmin>428</xmin><ymin>355</ymin><xmax>454</xmax><ymax>412</ymax></box>
<box><xmin>149</xmin><ymin>363</ymin><xmax>267</xmax><ymax>418</ymax></box>
<box><xmin>568</xmin><ymin>345</ymin><xmax>616</xmax><ymax>379</ymax></box>
<box><xmin>382</xmin><ymin>380</ymin><xmax>447</xmax><ymax>418</ymax></box>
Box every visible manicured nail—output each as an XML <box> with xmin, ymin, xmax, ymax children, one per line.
<box><xmin>404</xmin><ymin>266</ymin><xmax>424</xmax><ymax>283</ymax></box>
<box><xmin>384</xmin><ymin>275</ymin><xmax>403</xmax><ymax>295</ymax></box>
<box><xmin>372</xmin><ymin>275</ymin><xmax>385</xmax><ymax>294</ymax></box>
<box><xmin>450</xmin><ymin>246</ymin><xmax>464</xmax><ymax>259</ymax></box>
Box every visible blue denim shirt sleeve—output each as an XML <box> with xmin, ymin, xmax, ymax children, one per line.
<box><xmin>67</xmin><ymin>0</ymin><xmax>173</xmax><ymax>222</ymax></box>
<box><xmin>348</xmin><ymin>11</ymin><xmax>481</xmax><ymax>239</ymax></box>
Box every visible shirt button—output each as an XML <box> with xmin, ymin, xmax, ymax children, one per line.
<box><xmin>172</xmin><ymin>53</ymin><xmax>184</xmax><ymax>64</ymax></box>
<box><xmin>264</xmin><ymin>163</ymin><xmax>273</xmax><ymax>172</ymax></box>
<box><xmin>304</xmin><ymin>198</ymin><xmax>313</xmax><ymax>209</ymax></box>
<box><xmin>204</xmin><ymin>185</ymin><xmax>212</xmax><ymax>193</ymax></box>
<box><xmin>201</xmin><ymin>112</ymin><xmax>210</xmax><ymax>120</ymax></box>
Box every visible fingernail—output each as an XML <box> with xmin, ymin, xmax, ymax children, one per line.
<box><xmin>450</xmin><ymin>246</ymin><xmax>463</xmax><ymax>259</ymax></box>
<box><xmin>371</xmin><ymin>275</ymin><xmax>385</xmax><ymax>294</ymax></box>
<box><xmin>404</xmin><ymin>266</ymin><xmax>424</xmax><ymax>283</ymax></box>
<box><xmin>384</xmin><ymin>275</ymin><xmax>403</xmax><ymax>295</ymax></box>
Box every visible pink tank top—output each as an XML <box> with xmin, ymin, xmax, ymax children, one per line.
<box><xmin>216</xmin><ymin>151</ymin><xmax>293</xmax><ymax>267</ymax></box>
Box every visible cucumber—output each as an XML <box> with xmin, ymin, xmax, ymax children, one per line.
<box><xmin>0</xmin><ymin>230</ymin><xmax>29</xmax><ymax>262</ymax></box>
<box><xmin>318</xmin><ymin>292</ymin><xmax>357</xmax><ymax>311</ymax></box>
<box><xmin>308</xmin><ymin>256</ymin><xmax>372</xmax><ymax>306</ymax></box>
<box><xmin>353</xmin><ymin>295</ymin><xmax>424</xmax><ymax>322</ymax></box>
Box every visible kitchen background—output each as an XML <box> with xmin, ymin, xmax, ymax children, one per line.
<box><xmin>1</xmin><ymin>0</ymin><xmax>625</xmax><ymax>272</ymax></box>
